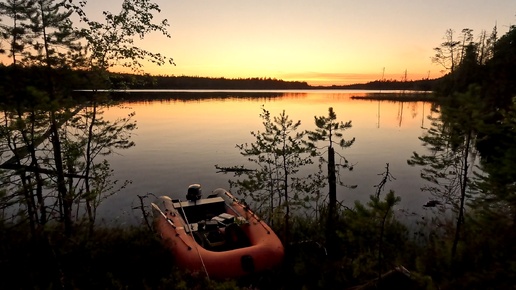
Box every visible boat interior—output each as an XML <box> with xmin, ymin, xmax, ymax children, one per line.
<box><xmin>172</xmin><ymin>196</ymin><xmax>251</xmax><ymax>251</ymax></box>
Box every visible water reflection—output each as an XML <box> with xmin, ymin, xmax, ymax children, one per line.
<box><xmin>100</xmin><ymin>90</ymin><xmax>436</xmax><ymax>225</ymax></box>
<box><xmin>111</xmin><ymin>90</ymin><xmax>289</xmax><ymax>103</ymax></box>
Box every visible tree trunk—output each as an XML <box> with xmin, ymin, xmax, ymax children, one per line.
<box><xmin>452</xmin><ymin>130</ymin><xmax>471</xmax><ymax>258</ymax></box>
<box><xmin>85</xmin><ymin>103</ymin><xmax>96</xmax><ymax>231</ymax></box>
<box><xmin>27</xmin><ymin>111</ymin><xmax>47</xmax><ymax>225</ymax></box>
<box><xmin>50</xmin><ymin>111</ymin><xmax>72</xmax><ymax>236</ymax></box>
<box><xmin>326</xmin><ymin>146</ymin><xmax>337</xmax><ymax>255</ymax></box>
<box><xmin>283</xmin><ymin>154</ymin><xmax>290</xmax><ymax>245</ymax></box>
<box><xmin>15</xmin><ymin>108</ymin><xmax>47</xmax><ymax>227</ymax></box>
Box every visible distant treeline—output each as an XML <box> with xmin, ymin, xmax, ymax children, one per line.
<box><xmin>108</xmin><ymin>90</ymin><xmax>288</xmax><ymax>103</ymax></box>
<box><xmin>111</xmin><ymin>74</ymin><xmax>312</xmax><ymax>90</ymax></box>
<box><xmin>319</xmin><ymin>78</ymin><xmax>438</xmax><ymax>91</ymax></box>
<box><xmin>0</xmin><ymin>64</ymin><xmax>438</xmax><ymax>94</ymax></box>
<box><xmin>109</xmin><ymin>73</ymin><xmax>439</xmax><ymax>91</ymax></box>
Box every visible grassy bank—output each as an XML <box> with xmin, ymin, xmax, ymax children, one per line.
<box><xmin>0</xmin><ymin>213</ymin><xmax>433</xmax><ymax>290</ymax></box>
<box><xmin>2</xmin><ymin>209</ymin><xmax>514</xmax><ymax>289</ymax></box>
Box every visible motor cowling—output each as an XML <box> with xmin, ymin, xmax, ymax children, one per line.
<box><xmin>186</xmin><ymin>184</ymin><xmax>202</xmax><ymax>201</ymax></box>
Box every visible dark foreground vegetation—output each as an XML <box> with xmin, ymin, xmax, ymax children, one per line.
<box><xmin>0</xmin><ymin>0</ymin><xmax>515</xmax><ymax>289</ymax></box>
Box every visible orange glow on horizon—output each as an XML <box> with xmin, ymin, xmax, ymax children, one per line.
<box><xmin>1</xmin><ymin>0</ymin><xmax>512</xmax><ymax>87</ymax></box>
<box><xmin>122</xmin><ymin>68</ymin><xmax>442</xmax><ymax>86</ymax></box>
<box><xmin>109</xmin><ymin>63</ymin><xmax>442</xmax><ymax>86</ymax></box>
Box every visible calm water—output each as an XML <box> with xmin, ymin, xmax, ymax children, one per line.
<box><xmin>98</xmin><ymin>90</ymin><xmax>436</xmax><ymax>225</ymax></box>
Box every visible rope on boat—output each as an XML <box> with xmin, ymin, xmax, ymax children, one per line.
<box><xmin>153</xmin><ymin>203</ymin><xmax>192</xmax><ymax>250</ymax></box>
<box><xmin>178</xmin><ymin>199</ymin><xmax>210</xmax><ymax>281</ymax></box>
<box><xmin>166</xmin><ymin>218</ymin><xmax>192</xmax><ymax>250</ymax></box>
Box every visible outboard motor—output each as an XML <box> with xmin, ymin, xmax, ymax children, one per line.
<box><xmin>186</xmin><ymin>184</ymin><xmax>202</xmax><ymax>201</ymax></box>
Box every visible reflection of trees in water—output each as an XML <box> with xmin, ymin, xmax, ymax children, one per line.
<box><xmin>410</xmin><ymin>102</ymin><xmax>418</xmax><ymax>119</ymax></box>
<box><xmin>352</xmin><ymin>92</ymin><xmax>435</xmax><ymax>128</ymax></box>
<box><xmin>377</xmin><ymin>101</ymin><xmax>380</xmax><ymax>128</ymax></box>
<box><xmin>406</xmin><ymin>86</ymin><xmax>516</xmax><ymax>260</ymax></box>
<box><xmin>0</xmin><ymin>98</ymin><xmax>136</xmax><ymax>234</ymax></box>
<box><xmin>109</xmin><ymin>91</ymin><xmax>306</xmax><ymax>104</ymax></box>
<box><xmin>397</xmin><ymin>102</ymin><xmax>404</xmax><ymax>127</ymax></box>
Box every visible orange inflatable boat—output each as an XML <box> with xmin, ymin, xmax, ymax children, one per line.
<box><xmin>151</xmin><ymin>184</ymin><xmax>284</xmax><ymax>279</ymax></box>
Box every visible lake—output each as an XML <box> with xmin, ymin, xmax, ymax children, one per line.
<box><xmin>98</xmin><ymin>90</ymin><xmax>436</xmax><ymax>226</ymax></box>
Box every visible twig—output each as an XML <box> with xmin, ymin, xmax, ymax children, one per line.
<box><xmin>135</xmin><ymin>193</ymin><xmax>154</xmax><ymax>232</ymax></box>
<box><xmin>374</xmin><ymin>163</ymin><xmax>396</xmax><ymax>198</ymax></box>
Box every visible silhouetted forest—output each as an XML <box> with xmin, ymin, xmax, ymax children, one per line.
<box><xmin>0</xmin><ymin>65</ymin><xmax>438</xmax><ymax>92</ymax></box>
<box><xmin>108</xmin><ymin>74</ymin><xmax>438</xmax><ymax>91</ymax></box>
<box><xmin>133</xmin><ymin>75</ymin><xmax>312</xmax><ymax>90</ymax></box>
<box><xmin>317</xmin><ymin>78</ymin><xmax>438</xmax><ymax>91</ymax></box>
<box><xmin>100</xmin><ymin>72</ymin><xmax>439</xmax><ymax>91</ymax></box>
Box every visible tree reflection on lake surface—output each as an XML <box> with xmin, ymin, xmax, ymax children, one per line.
<box><xmin>98</xmin><ymin>90</ymin><xmax>436</xmax><ymax>225</ymax></box>
<box><xmin>0</xmin><ymin>97</ymin><xmax>136</xmax><ymax>233</ymax></box>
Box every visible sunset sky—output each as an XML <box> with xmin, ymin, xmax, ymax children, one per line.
<box><xmin>27</xmin><ymin>1</ymin><xmax>516</xmax><ymax>85</ymax></box>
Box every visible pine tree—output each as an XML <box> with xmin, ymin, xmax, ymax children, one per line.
<box><xmin>0</xmin><ymin>0</ymin><xmax>170</xmax><ymax>236</ymax></box>
<box><xmin>224</xmin><ymin>108</ymin><xmax>322</xmax><ymax>244</ymax></box>
<box><xmin>0</xmin><ymin>0</ymin><xmax>37</xmax><ymax>66</ymax></box>
<box><xmin>307</xmin><ymin>107</ymin><xmax>355</xmax><ymax>255</ymax></box>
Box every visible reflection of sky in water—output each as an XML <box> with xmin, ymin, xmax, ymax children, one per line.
<box><xmin>99</xmin><ymin>90</ymin><xmax>436</xmax><ymax>225</ymax></box>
